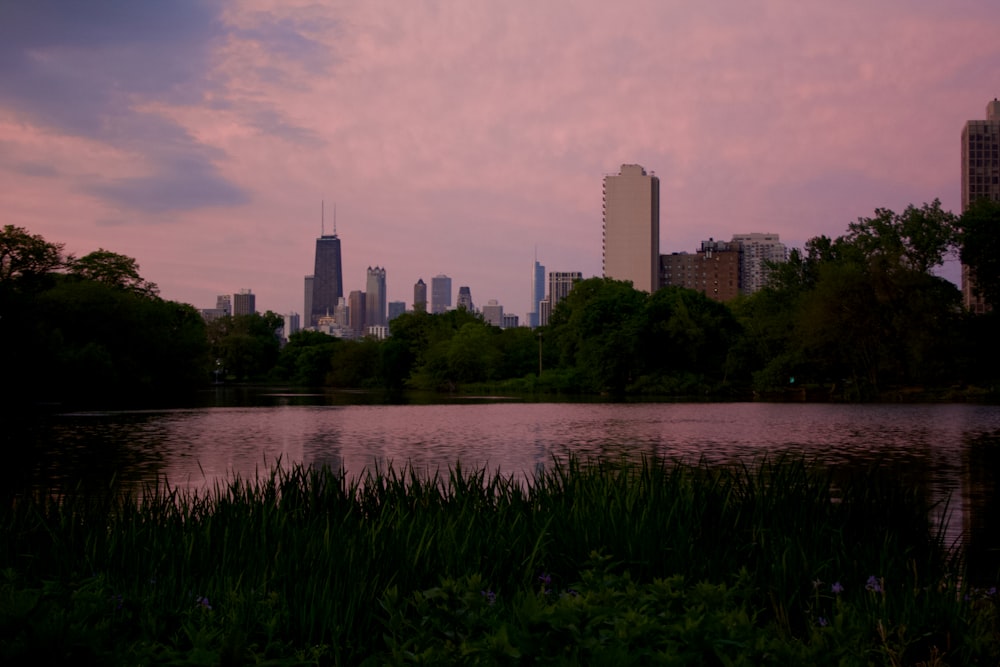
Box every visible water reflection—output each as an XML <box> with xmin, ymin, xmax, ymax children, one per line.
<box><xmin>12</xmin><ymin>398</ymin><xmax>1000</xmax><ymax>578</ymax></box>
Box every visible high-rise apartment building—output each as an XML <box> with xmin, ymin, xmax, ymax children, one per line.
<box><xmin>431</xmin><ymin>274</ymin><xmax>452</xmax><ymax>314</ymax></box>
<box><xmin>365</xmin><ymin>266</ymin><xmax>387</xmax><ymax>328</ymax></box>
<box><xmin>602</xmin><ymin>164</ymin><xmax>660</xmax><ymax>292</ymax></box>
<box><xmin>310</xmin><ymin>232</ymin><xmax>343</xmax><ymax>327</ymax></box>
<box><xmin>233</xmin><ymin>289</ymin><xmax>256</xmax><ymax>316</ymax></box>
<box><xmin>216</xmin><ymin>294</ymin><xmax>232</xmax><ymax>316</ymax></box>
<box><xmin>731</xmin><ymin>233</ymin><xmax>787</xmax><ymax>295</ymax></box>
<box><xmin>549</xmin><ymin>271</ymin><xmax>582</xmax><ymax>310</ymax></box>
<box><xmin>413</xmin><ymin>279</ymin><xmax>427</xmax><ymax>313</ymax></box>
<box><xmin>961</xmin><ymin>99</ymin><xmax>1000</xmax><ymax>313</ymax></box>
<box><xmin>529</xmin><ymin>259</ymin><xmax>545</xmax><ymax>328</ymax></box>
<box><xmin>456</xmin><ymin>286</ymin><xmax>474</xmax><ymax>312</ymax></box>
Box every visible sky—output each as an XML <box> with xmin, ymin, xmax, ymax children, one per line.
<box><xmin>2</xmin><ymin>0</ymin><xmax>999</xmax><ymax>319</ymax></box>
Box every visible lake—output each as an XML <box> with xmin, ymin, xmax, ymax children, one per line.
<box><xmin>10</xmin><ymin>389</ymin><xmax>1000</xmax><ymax>579</ymax></box>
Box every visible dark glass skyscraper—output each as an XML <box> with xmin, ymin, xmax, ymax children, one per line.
<box><xmin>310</xmin><ymin>233</ymin><xmax>343</xmax><ymax>327</ymax></box>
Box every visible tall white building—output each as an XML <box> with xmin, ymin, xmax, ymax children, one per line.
<box><xmin>602</xmin><ymin>164</ymin><xmax>660</xmax><ymax>292</ymax></box>
<box><xmin>731</xmin><ymin>233</ymin><xmax>787</xmax><ymax>295</ymax></box>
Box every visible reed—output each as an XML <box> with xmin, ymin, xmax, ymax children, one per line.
<box><xmin>1</xmin><ymin>456</ymin><xmax>996</xmax><ymax>665</ymax></box>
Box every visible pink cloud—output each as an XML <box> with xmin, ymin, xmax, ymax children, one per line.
<box><xmin>1</xmin><ymin>1</ymin><xmax>997</xmax><ymax>319</ymax></box>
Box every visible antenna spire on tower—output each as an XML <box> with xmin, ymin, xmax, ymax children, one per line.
<box><xmin>321</xmin><ymin>200</ymin><xmax>325</xmax><ymax>236</ymax></box>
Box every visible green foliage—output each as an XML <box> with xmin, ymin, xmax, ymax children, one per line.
<box><xmin>206</xmin><ymin>312</ymin><xmax>283</xmax><ymax>382</ymax></box>
<box><xmin>68</xmin><ymin>248</ymin><xmax>160</xmax><ymax>298</ymax></box>
<box><xmin>3</xmin><ymin>458</ymin><xmax>996</xmax><ymax>664</ymax></box>
<box><xmin>960</xmin><ymin>197</ymin><xmax>1000</xmax><ymax>308</ymax></box>
<box><xmin>0</xmin><ymin>224</ymin><xmax>65</xmax><ymax>289</ymax></box>
<box><xmin>738</xmin><ymin>201</ymin><xmax>967</xmax><ymax>395</ymax></box>
<box><xmin>272</xmin><ymin>330</ymin><xmax>339</xmax><ymax>385</ymax></box>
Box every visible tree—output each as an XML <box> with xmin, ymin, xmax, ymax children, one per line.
<box><xmin>547</xmin><ymin>278</ymin><xmax>647</xmax><ymax>394</ymax></box>
<box><xmin>0</xmin><ymin>225</ymin><xmax>65</xmax><ymax>288</ymax></box>
<box><xmin>69</xmin><ymin>249</ymin><xmax>159</xmax><ymax>298</ymax></box>
<box><xmin>845</xmin><ymin>200</ymin><xmax>959</xmax><ymax>274</ymax></box>
<box><xmin>207</xmin><ymin>312</ymin><xmax>283</xmax><ymax>381</ymax></box>
<box><xmin>960</xmin><ymin>197</ymin><xmax>1000</xmax><ymax>309</ymax></box>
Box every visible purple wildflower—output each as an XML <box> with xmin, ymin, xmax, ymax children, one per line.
<box><xmin>538</xmin><ymin>573</ymin><xmax>552</xmax><ymax>586</ymax></box>
<box><xmin>831</xmin><ymin>582</ymin><xmax>844</xmax><ymax>595</ymax></box>
<box><xmin>196</xmin><ymin>595</ymin><xmax>212</xmax><ymax>610</ymax></box>
<box><xmin>818</xmin><ymin>616</ymin><xmax>829</xmax><ymax>627</ymax></box>
<box><xmin>480</xmin><ymin>589</ymin><xmax>496</xmax><ymax>605</ymax></box>
<box><xmin>865</xmin><ymin>576</ymin><xmax>882</xmax><ymax>593</ymax></box>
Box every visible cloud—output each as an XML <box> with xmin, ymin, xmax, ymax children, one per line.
<box><xmin>0</xmin><ymin>0</ymin><xmax>325</xmax><ymax>213</ymax></box>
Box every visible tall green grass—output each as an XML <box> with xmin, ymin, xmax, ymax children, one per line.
<box><xmin>1</xmin><ymin>456</ymin><xmax>996</xmax><ymax>664</ymax></box>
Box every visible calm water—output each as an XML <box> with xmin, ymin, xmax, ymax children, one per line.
<box><xmin>11</xmin><ymin>391</ymin><xmax>1000</xmax><ymax>577</ymax></box>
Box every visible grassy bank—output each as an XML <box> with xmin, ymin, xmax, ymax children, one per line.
<box><xmin>2</xmin><ymin>457</ymin><xmax>998</xmax><ymax>665</ymax></box>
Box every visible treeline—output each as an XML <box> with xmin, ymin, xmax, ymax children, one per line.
<box><xmin>4</xmin><ymin>197</ymin><xmax>1000</xmax><ymax>405</ymax></box>
<box><xmin>1</xmin><ymin>225</ymin><xmax>210</xmax><ymax>408</ymax></box>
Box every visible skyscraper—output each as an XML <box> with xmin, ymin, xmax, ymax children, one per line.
<box><xmin>303</xmin><ymin>276</ymin><xmax>313</xmax><ymax>326</ymax></box>
<box><xmin>602</xmin><ymin>164</ymin><xmax>660</xmax><ymax>292</ymax></box>
<box><xmin>348</xmin><ymin>290</ymin><xmax>366</xmax><ymax>338</ymax></box>
<box><xmin>529</xmin><ymin>258</ymin><xmax>545</xmax><ymax>328</ymax></box>
<box><xmin>311</xmin><ymin>232</ymin><xmax>343</xmax><ymax>327</ymax></box>
<box><xmin>233</xmin><ymin>289</ymin><xmax>256</xmax><ymax>315</ymax></box>
<box><xmin>365</xmin><ymin>266</ymin><xmax>387</xmax><ymax>328</ymax></box>
<box><xmin>388</xmin><ymin>301</ymin><xmax>406</xmax><ymax>322</ymax></box>
<box><xmin>549</xmin><ymin>272</ymin><xmax>582</xmax><ymax>309</ymax></box>
<box><xmin>961</xmin><ymin>99</ymin><xmax>1000</xmax><ymax>313</ymax></box>
<box><xmin>431</xmin><ymin>274</ymin><xmax>452</xmax><ymax>314</ymax></box>
<box><xmin>731</xmin><ymin>233</ymin><xmax>787</xmax><ymax>295</ymax></box>
<box><xmin>456</xmin><ymin>285</ymin><xmax>474</xmax><ymax>312</ymax></box>
<box><xmin>413</xmin><ymin>278</ymin><xmax>427</xmax><ymax>313</ymax></box>
<box><xmin>482</xmin><ymin>299</ymin><xmax>503</xmax><ymax>327</ymax></box>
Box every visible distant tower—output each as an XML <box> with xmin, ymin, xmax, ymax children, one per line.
<box><xmin>482</xmin><ymin>299</ymin><xmax>503</xmax><ymax>327</ymax></box>
<box><xmin>334</xmin><ymin>296</ymin><xmax>349</xmax><ymax>327</ymax></box>
<box><xmin>216</xmin><ymin>294</ymin><xmax>232</xmax><ymax>316</ymax></box>
<box><xmin>548</xmin><ymin>272</ymin><xmax>582</xmax><ymax>309</ymax></box>
<box><xmin>388</xmin><ymin>301</ymin><xmax>406</xmax><ymax>322</ymax></box>
<box><xmin>283</xmin><ymin>312</ymin><xmax>300</xmax><ymax>341</ymax></box>
<box><xmin>303</xmin><ymin>276</ymin><xmax>313</xmax><ymax>325</ymax></box>
<box><xmin>431</xmin><ymin>274</ymin><xmax>452</xmax><ymax>314</ymax></box>
<box><xmin>311</xmin><ymin>204</ymin><xmax>343</xmax><ymax>327</ymax></box>
<box><xmin>348</xmin><ymin>290</ymin><xmax>366</xmax><ymax>337</ymax></box>
<box><xmin>961</xmin><ymin>99</ymin><xmax>1000</xmax><ymax>313</ymax></box>
<box><xmin>365</xmin><ymin>266</ymin><xmax>387</xmax><ymax>328</ymax></box>
<box><xmin>457</xmin><ymin>285</ymin><xmax>474</xmax><ymax>312</ymax></box>
<box><xmin>602</xmin><ymin>164</ymin><xmax>660</xmax><ymax>292</ymax></box>
<box><xmin>413</xmin><ymin>278</ymin><xmax>427</xmax><ymax>313</ymax></box>
<box><xmin>731</xmin><ymin>233</ymin><xmax>787</xmax><ymax>295</ymax></box>
<box><xmin>233</xmin><ymin>289</ymin><xmax>256</xmax><ymax>316</ymax></box>
<box><xmin>529</xmin><ymin>258</ymin><xmax>545</xmax><ymax>328</ymax></box>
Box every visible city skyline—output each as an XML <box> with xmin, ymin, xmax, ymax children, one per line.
<box><xmin>2</xmin><ymin>2</ymin><xmax>998</xmax><ymax>317</ymax></box>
